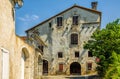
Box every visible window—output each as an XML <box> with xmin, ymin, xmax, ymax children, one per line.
<box><xmin>59</xmin><ymin>64</ymin><xmax>63</xmax><ymax>72</ymax></box>
<box><xmin>58</xmin><ymin>52</ymin><xmax>63</xmax><ymax>58</ymax></box>
<box><xmin>57</xmin><ymin>17</ymin><xmax>62</xmax><ymax>27</ymax></box>
<box><xmin>73</xmin><ymin>15</ymin><xmax>78</xmax><ymax>25</ymax></box>
<box><xmin>88</xmin><ymin>63</ymin><xmax>92</xmax><ymax>70</ymax></box>
<box><xmin>38</xmin><ymin>45</ymin><xmax>44</xmax><ymax>52</ymax></box>
<box><xmin>49</xmin><ymin>22</ymin><xmax>52</xmax><ymax>28</ymax></box>
<box><xmin>43</xmin><ymin>60</ymin><xmax>48</xmax><ymax>74</ymax></box>
<box><xmin>71</xmin><ymin>34</ymin><xmax>78</xmax><ymax>45</ymax></box>
<box><xmin>88</xmin><ymin>51</ymin><xmax>93</xmax><ymax>57</ymax></box>
<box><xmin>75</xmin><ymin>51</ymin><xmax>79</xmax><ymax>57</ymax></box>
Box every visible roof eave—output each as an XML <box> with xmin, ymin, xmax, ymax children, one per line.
<box><xmin>25</xmin><ymin>5</ymin><xmax>101</xmax><ymax>33</ymax></box>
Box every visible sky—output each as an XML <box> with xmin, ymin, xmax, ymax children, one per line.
<box><xmin>15</xmin><ymin>0</ymin><xmax>120</xmax><ymax>36</ymax></box>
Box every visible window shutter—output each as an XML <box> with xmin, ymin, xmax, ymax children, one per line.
<box><xmin>57</xmin><ymin>17</ymin><xmax>63</xmax><ymax>27</ymax></box>
<box><xmin>88</xmin><ymin>63</ymin><xmax>92</xmax><ymax>70</ymax></box>
<box><xmin>71</xmin><ymin>34</ymin><xmax>78</xmax><ymax>45</ymax></box>
<box><xmin>73</xmin><ymin>16</ymin><xmax>78</xmax><ymax>25</ymax></box>
<box><xmin>59</xmin><ymin>64</ymin><xmax>63</xmax><ymax>72</ymax></box>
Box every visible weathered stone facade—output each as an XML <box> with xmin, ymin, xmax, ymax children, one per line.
<box><xmin>26</xmin><ymin>4</ymin><xmax>101</xmax><ymax>77</ymax></box>
<box><xmin>0</xmin><ymin>0</ymin><xmax>37</xmax><ymax>79</ymax></box>
<box><xmin>0</xmin><ymin>0</ymin><xmax>101</xmax><ymax>79</ymax></box>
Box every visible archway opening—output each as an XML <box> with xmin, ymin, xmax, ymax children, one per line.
<box><xmin>21</xmin><ymin>48</ymin><xmax>29</xmax><ymax>79</ymax></box>
<box><xmin>21</xmin><ymin>52</ymin><xmax>26</xmax><ymax>79</ymax></box>
<box><xmin>70</xmin><ymin>62</ymin><xmax>81</xmax><ymax>75</ymax></box>
<box><xmin>43</xmin><ymin>60</ymin><xmax>48</xmax><ymax>74</ymax></box>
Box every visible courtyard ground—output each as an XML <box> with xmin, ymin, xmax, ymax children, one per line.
<box><xmin>41</xmin><ymin>75</ymin><xmax>100</xmax><ymax>79</ymax></box>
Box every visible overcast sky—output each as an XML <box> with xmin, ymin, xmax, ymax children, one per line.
<box><xmin>15</xmin><ymin>0</ymin><xmax>120</xmax><ymax>36</ymax></box>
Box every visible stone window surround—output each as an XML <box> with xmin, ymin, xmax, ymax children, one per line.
<box><xmin>75</xmin><ymin>51</ymin><xmax>79</xmax><ymax>58</ymax></box>
<box><xmin>57</xmin><ymin>16</ymin><xmax>63</xmax><ymax>27</ymax></box>
<box><xmin>70</xmin><ymin>33</ymin><xmax>79</xmax><ymax>45</ymax></box>
<box><xmin>72</xmin><ymin>15</ymin><xmax>79</xmax><ymax>25</ymax></box>
<box><xmin>87</xmin><ymin>62</ymin><xmax>92</xmax><ymax>70</ymax></box>
<box><xmin>88</xmin><ymin>51</ymin><xmax>93</xmax><ymax>57</ymax></box>
<box><xmin>58</xmin><ymin>52</ymin><xmax>63</xmax><ymax>58</ymax></box>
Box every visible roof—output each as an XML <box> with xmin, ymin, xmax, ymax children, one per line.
<box><xmin>20</xmin><ymin>36</ymin><xmax>27</xmax><ymax>41</ymax></box>
<box><xmin>26</xmin><ymin>4</ymin><xmax>101</xmax><ymax>32</ymax></box>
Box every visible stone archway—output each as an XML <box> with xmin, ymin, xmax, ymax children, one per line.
<box><xmin>21</xmin><ymin>47</ymin><xmax>29</xmax><ymax>79</ymax></box>
<box><xmin>43</xmin><ymin>60</ymin><xmax>48</xmax><ymax>74</ymax></box>
<box><xmin>70</xmin><ymin>62</ymin><xmax>81</xmax><ymax>75</ymax></box>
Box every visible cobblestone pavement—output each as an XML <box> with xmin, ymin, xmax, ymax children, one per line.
<box><xmin>41</xmin><ymin>75</ymin><xmax>100</xmax><ymax>79</ymax></box>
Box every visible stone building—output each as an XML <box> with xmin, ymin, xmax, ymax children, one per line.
<box><xmin>26</xmin><ymin>2</ymin><xmax>101</xmax><ymax>76</ymax></box>
<box><xmin>0</xmin><ymin>0</ymin><xmax>41</xmax><ymax>79</ymax></box>
<box><xmin>0</xmin><ymin>0</ymin><xmax>101</xmax><ymax>79</ymax></box>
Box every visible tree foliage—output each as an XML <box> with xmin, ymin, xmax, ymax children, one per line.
<box><xmin>84</xmin><ymin>19</ymin><xmax>120</xmax><ymax>78</ymax></box>
<box><xmin>104</xmin><ymin>51</ymin><xmax>120</xmax><ymax>79</ymax></box>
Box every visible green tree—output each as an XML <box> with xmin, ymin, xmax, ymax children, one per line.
<box><xmin>104</xmin><ymin>51</ymin><xmax>120</xmax><ymax>79</ymax></box>
<box><xmin>84</xmin><ymin>19</ymin><xmax>120</xmax><ymax>78</ymax></box>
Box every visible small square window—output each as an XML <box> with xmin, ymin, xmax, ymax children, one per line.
<box><xmin>58</xmin><ymin>52</ymin><xmax>63</xmax><ymax>58</ymax></box>
<box><xmin>88</xmin><ymin>63</ymin><xmax>92</xmax><ymax>70</ymax></box>
<box><xmin>88</xmin><ymin>51</ymin><xmax>93</xmax><ymax>57</ymax></box>
<box><xmin>75</xmin><ymin>51</ymin><xmax>79</xmax><ymax>57</ymax></box>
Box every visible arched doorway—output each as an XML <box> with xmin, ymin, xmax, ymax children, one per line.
<box><xmin>21</xmin><ymin>52</ymin><xmax>25</xmax><ymax>79</ymax></box>
<box><xmin>70</xmin><ymin>62</ymin><xmax>81</xmax><ymax>75</ymax></box>
<box><xmin>43</xmin><ymin>60</ymin><xmax>48</xmax><ymax>74</ymax></box>
<box><xmin>21</xmin><ymin>48</ymin><xmax>29</xmax><ymax>79</ymax></box>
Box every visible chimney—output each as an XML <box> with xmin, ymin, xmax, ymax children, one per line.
<box><xmin>91</xmin><ymin>2</ymin><xmax>98</xmax><ymax>10</ymax></box>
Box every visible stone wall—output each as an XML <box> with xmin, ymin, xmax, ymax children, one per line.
<box><xmin>0</xmin><ymin>0</ymin><xmax>36</xmax><ymax>79</ymax></box>
<box><xmin>27</xmin><ymin>6</ymin><xmax>101</xmax><ymax>76</ymax></box>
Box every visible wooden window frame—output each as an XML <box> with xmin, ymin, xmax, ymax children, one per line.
<box><xmin>59</xmin><ymin>63</ymin><xmax>63</xmax><ymax>72</ymax></box>
<box><xmin>57</xmin><ymin>17</ymin><xmax>63</xmax><ymax>27</ymax></box>
<box><xmin>71</xmin><ymin>33</ymin><xmax>78</xmax><ymax>45</ymax></box>
<box><xmin>88</xmin><ymin>63</ymin><xmax>92</xmax><ymax>70</ymax></box>
<box><xmin>73</xmin><ymin>15</ymin><xmax>78</xmax><ymax>25</ymax></box>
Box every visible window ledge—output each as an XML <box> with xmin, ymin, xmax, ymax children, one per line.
<box><xmin>56</xmin><ymin>26</ymin><xmax>63</xmax><ymax>28</ymax></box>
<box><xmin>69</xmin><ymin>44</ymin><xmax>79</xmax><ymax>48</ymax></box>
